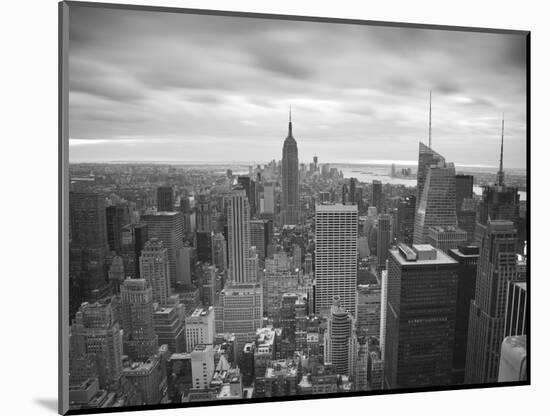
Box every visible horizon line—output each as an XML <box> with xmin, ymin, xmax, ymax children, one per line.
<box><xmin>67</xmin><ymin>159</ymin><xmax>526</xmax><ymax>171</ymax></box>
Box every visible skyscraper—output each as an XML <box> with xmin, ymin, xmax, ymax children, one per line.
<box><xmin>176</xmin><ymin>246</ymin><xmax>193</xmax><ymax>286</ymax></box>
<box><xmin>385</xmin><ymin>244</ymin><xmax>458</xmax><ymax>389</ymax></box>
<box><xmin>448</xmin><ymin>245</ymin><xmax>480</xmax><ymax>384</ymax></box>
<box><xmin>120</xmin><ymin>279</ymin><xmax>159</xmax><ymax>361</ymax></box>
<box><xmin>427</xmin><ymin>225</ymin><xmax>467</xmax><ymax>252</ymax></box>
<box><xmin>211</xmin><ymin>232</ymin><xmax>227</xmax><ymax>273</ymax></box>
<box><xmin>397</xmin><ymin>195</ymin><xmax>416</xmax><ymax>244</ymax></box>
<box><xmin>195</xmin><ymin>192</ymin><xmax>212</xmax><ymax>233</ymax></box>
<box><xmin>237</xmin><ymin>176</ymin><xmax>257</xmax><ymax>219</ymax></box>
<box><xmin>185</xmin><ymin>307</ymin><xmax>215</xmax><ymax>353</ymax></box>
<box><xmin>372</xmin><ymin>180</ymin><xmax>382</xmax><ymax>212</ymax></box>
<box><xmin>357</xmin><ymin>284</ymin><xmax>381</xmax><ymax>339</ymax></box>
<box><xmin>227</xmin><ymin>189</ymin><xmax>252</xmax><ymax>284</ymax></box>
<box><xmin>191</xmin><ymin>344</ymin><xmax>215</xmax><ymax>390</ymax></box>
<box><xmin>455</xmin><ymin>174</ymin><xmax>474</xmax><ymax>211</ymax></box>
<box><xmin>108</xmin><ymin>256</ymin><xmax>125</xmax><ymax>293</ymax></box>
<box><xmin>280</xmin><ymin>293</ymin><xmax>299</xmax><ymax>358</ymax></box>
<box><xmin>314</xmin><ymin>204</ymin><xmax>358</xmax><ymax>317</ymax></box>
<box><xmin>478</xmin><ymin>185</ymin><xmax>520</xmax><ymax>227</ymax></box>
<box><xmin>106</xmin><ymin>203</ymin><xmax>130</xmax><ymax>253</ymax></box>
<box><xmin>247</xmin><ymin>246</ymin><xmax>259</xmax><ymax>283</ymax></box>
<box><xmin>142</xmin><ymin>212</ymin><xmax>184</xmax><ymax>287</ymax></box>
<box><xmin>156</xmin><ymin>186</ymin><xmax>174</xmax><ymax>212</ymax></box>
<box><xmin>250</xmin><ymin>219</ymin><xmax>272</xmax><ymax>261</ymax></box>
<box><xmin>70</xmin><ymin>192</ymin><xmax>109</xmax><ymax>250</ymax></box>
<box><xmin>69</xmin><ymin>192</ymin><xmax>110</xmax><ymax>311</ymax></box>
<box><xmin>262</xmin><ymin>182</ymin><xmax>275</xmax><ymax>215</ymax></box>
<box><xmin>140</xmin><ymin>238</ymin><xmax>172</xmax><ymax>305</ymax></box>
<box><xmin>218</xmin><ymin>188</ymin><xmax>264</xmax><ymax>354</ymax></box>
<box><xmin>120</xmin><ymin>223</ymin><xmax>148</xmax><ymax>280</ymax></box>
<box><xmin>349</xmin><ymin>178</ymin><xmax>357</xmax><ymax>205</ymax></box>
<box><xmin>281</xmin><ymin>109</ymin><xmax>300</xmax><ymax>225</ymax></box>
<box><xmin>413</xmin><ymin>145</ymin><xmax>457</xmax><ymax>244</ymax></box>
<box><xmin>504</xmin><ymin>281</ymin><xmax>527</xmax><ymax>337</ymax></box>
<box><xmin>70</xmin><ymin>301</ymin><xmax>123</xmax><ymax>389</ymax></box>
<box><xmin>377</xmin><ymin>214</ymin><xmax>392</xmax><ymax>270</ymax></box>
<box><xmin>477</xmin><ymin>122</ymin><xmax>521</xmax><ymax>246</ymax></box>
<box><xmin>341</xmin><ymin>183</ymin><xmax>349</xmax><ymax>204</ymax></box>
<box><xmin>122</xmin><ymin>353</ymin><xmax>166</xmax><ymax>405</ymax></box>
<box><xmin>465</xmin><ymin>220</ymin><xmax>522</xmax><ymax>384</ymax></box>
<box><xmin>153</xmin><ymin>303</ymin><xmax>186</xmax><ymax>353</ymax></box>
<box><xmin>324</xmin><ymin>297</ymin><xmax>357</xmax><ymax>376</ymax></box>
<box><xmin>215</xmin><ymin>283</ymin><xmax>263</xmax><ymax>353</ymax></box>
<box><xmin>416</xmin><ymin>142</ymin><xmax>445</xmax><ymax>207</ymax></box>
<box><xmin>379</xmin><ymin>270</ymin><xmax>388</xmax><ymax>361</ymax></box>
<box><xmin>195</xmin><ymin>231</ymin><xmax>213</xmax><ymax>264</ymax></box>
<box><xmin>457</xmin><ymin>210</ymin><xmax>477</xmax><ymax>244</ymax></box>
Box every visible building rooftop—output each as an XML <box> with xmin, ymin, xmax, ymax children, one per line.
<box><xmin>256</xmin><ymin>326</ymin><xmax>276</xmax><ymax>347</ymax></box>
<box><xmin>428</xmin><ymin>225</ymin><xmax>466</xmax><ymax>233</ymax></box>
<box><xmin>190</xmin><ymin>306</ymin><xmax>213</xmax><ymax>318</ymax></box>
<box><xmin>222</xmin><ymin>283</ymin><xmax>262</xmax><ymax>295</ymax></box>
<box><xmin>265</xmin><ymin>361</ymin><xmax>297</xmax><ymax>378</ymax></box>
<box><xmin>144</xmin><ymin>211</ymin><xmax>180</xmax><ymax>217</ymax></box>
<box><xmin>391</xmin><ymin>244</ymin><xmax>457</xmax><ymax>266</ymax></box>
<box><xmin>449</xmin><ymin>246</ymin><xmax>480</xmax><ymax>259</ymax></box>
<box><xmin>315</xmin><ymin>204</ymin><xmax>358</xmax><ymax>212</ymax></box>
<box><xmin>154</xmin><ymin>307</ymin><xmax>174</xmax><ymax>315</ymax></box>
<box><xmin>217</xmin><ymin>384</ymin><xmax>241</xmax><ymax>399</ymax></box>
<box><xmin>192</xmin><ymin>344</ymin><xmax>212</xmax><ymax>353</ymax></box>
<box><xmin>487</xmin><ymin>219</ymin><xmax>516</xmax><ymax>231</ymax></box>
<box><xmin>122</xmin><ymin>357</ymin><xmax>158</xmax><ymax>374</ymax></box>
<box><xmin>168</xmin><ymin>353</ymin><xmax>191</xmax><ymax>361</ymax></box>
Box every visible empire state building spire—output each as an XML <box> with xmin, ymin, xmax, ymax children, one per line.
<box><xmin>288</xmin><ymin>105</ymin><xmax>293</xmax><ymax>136</ymax></box>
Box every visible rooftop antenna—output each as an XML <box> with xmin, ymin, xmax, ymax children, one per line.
<box><xmin>498</xmin><ymin>116</ymin><xmax>505</xmax><ymax>186</ymax></box>
<box><xmin>287</xmin><ymin>104</ymin><xmax>293</xmax><ymax>136</ymax></box>
<box><xmin>428</xmin><ymin>90</ymin><xmax>432</xmax><ymax>148</ymax></box>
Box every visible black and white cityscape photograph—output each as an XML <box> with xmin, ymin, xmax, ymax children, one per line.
<box><xmin>62</xmin><ymin>2</ymin><xmax>529</xmax><ymax>413</ymax></box>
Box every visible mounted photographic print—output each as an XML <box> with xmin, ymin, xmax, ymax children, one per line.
<box><xmin>59</xmin><ymin>1</ymin><xmax>530</xmax><ymax>414</ymax></box>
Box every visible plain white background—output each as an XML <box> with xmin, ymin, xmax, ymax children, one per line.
<box><xmin>1</xmin><ymin>0</ymin><xmax>546</xmax><ymax>414</ymax></box>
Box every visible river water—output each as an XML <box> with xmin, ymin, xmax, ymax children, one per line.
<box><xmin>338</xmin><ymin>165</ymin><xmax>527</xmax><ymax>201</ymax></box>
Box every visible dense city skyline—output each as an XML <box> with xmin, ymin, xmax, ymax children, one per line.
<box><xmin>63</xmin><ymin>4</ymin><xmax>528</xmax><ymax>413</ymax></box>
<box><xmin>69</xmin><ymin>7</ymin><xmax>527</xmax><ymax>168</ymax></box>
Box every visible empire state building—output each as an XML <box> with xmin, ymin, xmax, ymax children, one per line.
<box><xmin>281</xmin><ymin>108</ymin><xmax>300</xmax><ymax>226</ymax></box>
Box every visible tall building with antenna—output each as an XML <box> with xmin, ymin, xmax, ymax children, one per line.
<box><xmin>465</xmin><ymin>120</ymin><xmax>525</xmax><ymax>383</ymax></box>
<box><xmin>477</xmin><ymin>118</ymin><xmax>520</xmax><ymax>229</ymax></box>
<box><xmin>281</xmin><ymin>107</ymin><xmax>300</xmax><ymax>226</ymax></box>
<box><xmin>413</xmin><ymin>93</ymin><xmax>458</xmax><ymax>244</ymax></box>
<box><xmin>497</xmin><ymin>118</ymin><xmax>505</xmax><ymax>186</ymax></box>
<box><xmin>416</xmin><ymin>93</ymin><xmax>445</xmax><ymax>204</ymax></box>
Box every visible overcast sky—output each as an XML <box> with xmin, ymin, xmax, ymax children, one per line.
<box><xmin>68</xmin><ymin>6</ymin><xmax>527</xmax><ymax>169</ymax></box>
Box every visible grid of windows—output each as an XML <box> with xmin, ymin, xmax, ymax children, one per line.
<box><xmin>315</xmin><ymin>205</ymin><xmax>358</xmax><ymax>317</ymax></box>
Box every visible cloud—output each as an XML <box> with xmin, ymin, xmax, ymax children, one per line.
<box><xmin>67</xmin><ymin>5</ymin><xmax>527</xmax><ymax>169</ymax></box>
